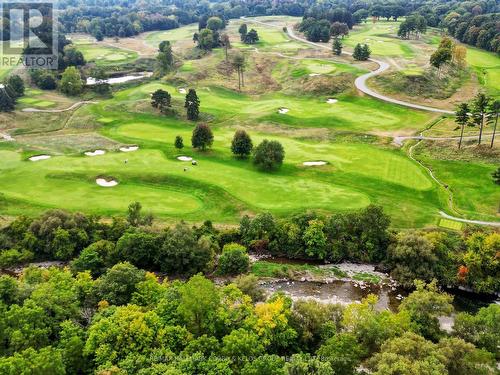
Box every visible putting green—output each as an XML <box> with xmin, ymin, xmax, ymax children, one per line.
<box><xmin>76</xmin><ymin>44</ymin><xmax>138</xmax><ymax>66</ymax></box>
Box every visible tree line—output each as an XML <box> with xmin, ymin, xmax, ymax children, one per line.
<box><xmin>0</xmin><ymin>204</ymin><xmax>498</xmax><ymax>295</ymax></box>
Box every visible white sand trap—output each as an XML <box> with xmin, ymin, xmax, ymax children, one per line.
<box><xmin>29</xmin><ymin>155</ymin><xmax>51</xmax><ymax>162</ymax></box>
<box><xmin>303</xmin><ymin>161</ymin><xmax>328</xmax><ymax>166</ymax></box>
<box><xmin>120</xmin><ymin>146</ymin><xmax>139</xmax><ymax>152</ymax></box>
<box><xmin>1</xmin><ymin>133</ymin><xmax>14</xmax><ymax>141</ymax></box>
<box><xmin>96</xmin><ymin>178</ymin><xmax>118</xmax><ymax>187</ymax></box>
<box><xmin>84</xmin><ymin>150</ymin><xmax>106</xmax><ymax>156</ymax></box>
<box><xmin>377</xmin><ymin>40</ymin><xmax>384</xmax><ymax>43</ymax></box>
<box><xmin>179</xmin><ymin>88</ymin><xmax>187</xmax><ymax>94</ymax></box>
<box><xmin>177</xmin><ymin>156</ymin><xmax>193</xmax><ymax>162</ymax></box>
<box><xmin>309</xmin><ymin>73</ymin><xmax>321</xmax><ymax>77</ymax></box>
<box><xmin>327</xmin><ymin>98</ymin><xmax>338</xmax><ymax>104</ymax></box>
<box><xmin>278</xmin><ymin>108</ymin><xmax>289</xmax><ymax>114</ymax></box>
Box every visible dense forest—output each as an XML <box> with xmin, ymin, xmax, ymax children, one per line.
<box><xmin>32</xmin><ymin>0</ymin><xmax>498</xmax><ymax>53</ymax></box>
<box><xmin>0</xmin><ymin>205</ymin><xmax>498</xmax><ymax>374</ymax></box>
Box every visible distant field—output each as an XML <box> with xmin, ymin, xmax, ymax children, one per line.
<box><xmin>70</xmin><ymin>37</ymin><xmax>139</xmax><ymax>66</ymax></box>
<box><xmin>344</xmin><ymin>20</ymin><xmax>415</xmax><ymax>58</ymax></box>
<box><xmin>145</xmin><ymin>24</ymin><xmax>199</xmax><ymax>48</ymax></box>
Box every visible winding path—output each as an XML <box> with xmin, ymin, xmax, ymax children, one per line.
<box><xmin>243</xmin><ymin>17</ymin><xmax>500</xmax><ymax>227</ymax></box>
<box><xmin>21</xmin><ymin>101</ymin><xmax>97</xmax><ymax>113</ymax></box>
<box><xmin>243</xmin><ymin>17</ymin><xmax>454</xmax><ymax>114</ymax></box>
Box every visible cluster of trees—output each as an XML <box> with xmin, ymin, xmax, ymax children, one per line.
<box><xmin>238</xmin><ymin>24</ymin><xmax>260</xmax><ymax>45</ymax></box>
<box><xmin>353</xmin><ymin>43</ymin><xmax>371</xmax><ymax>60</ymax></box>
<box><xmin>0</xmin><ymin>75</ymin><xmax>25</xmax><ymax>112</ymax></box>
<box><xmin>430</xmin><ymin>37</ymin><xmax>467</xmax><ymax>72</ymax></box>
<box><xmin>0</xmin><ymin>260</ymin><xmax>497</xmax><ymax>374</ymax></box>
<box><xmin>444</xmin><ymin>12</ymin><xmax>500</xmax><ymax>54</ymax></box>
<box><xmin>455</xmin><ymin>93</ymin><xmax>500</xmax><ymax>148</ymax></box>
<box><xmin>397</xmin><ymin>14</ymin><xmax>427</xmax><ymax>39</ymax></box>
<box><xmin>193</xmin><ymin>16</ymin><xmax>226</xmax><ymax>51</ymax></box>
<box><xmin>150</xmin><ymin>88</ymin><xmax>200</xmax><ymax>120</ymax></box>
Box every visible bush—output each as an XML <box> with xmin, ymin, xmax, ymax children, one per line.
<box><xmin>0</xmin><ymin>249</ymin><xmax>34</xmax><ymax>268</ymax></box>
<box><xmin>217</xmin><ymin>243</ymin><xmax>250</xmax><ymax>275</ymax></box>
<box><xmin>253</xmin><ymin>140</ymin><xmax>285</xmax><ymax>171</ymax></box>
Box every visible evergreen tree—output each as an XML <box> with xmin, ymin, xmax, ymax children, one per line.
<box><xmin>157</xmin><ymin>41</ymin><xmax>174</xmax><ymax>73</ymax></box>
<box><xmin>244</xmin><ymin>29</ymin><xmax>259</xmax><ymax>44</ymax></box>
<box><xmin>185</xmin><ymin>89</ymin><xmax>200</xmax><ymax>120</ymax></box>
<box><xmin>353</xmin><ymin>43</ymin><xmax>370</xmax><ymax>60</ymax></box>
<box><xmin>471</xmin><ymin>93</ymin><xmax>491</xmax><ymax>145</ymax></box>
<box><xmin>361</xmin><ymin>44</ymin><xmax>371</xmax><ymax>59</ymax></box>
<box><xmin>191</xmin><ymin>123</ymin><xmax>213</xmax><ymax>151</ymax></box>
<box><xmin>487</xmin><ymin>100</ymin><xmax>499</xmax><ymax>148</ymax></box>
<box><xmin>6</xmin><ymin>75</ymin><xmax>24</xmax><ymax>97</ymax></box>
<box><xmin>231</xmin><ymin>129</ymin><xmax>253</xmax><ymax>157</ymax></box>
<box><xmin>238</xmin><ymin>23</ymin><xmax>248</xmax><ymax>41</ymax></box>
<box><xmin>332</xmin><ymin>38</ymin><xmax>343</xmax><ymax>55</ymax></box>
<box><xmin>232</xmin><ymin>53</ymin><xmax>246</xmax><ymax>91</ymax></box>
<box><xmin>0</xmin><ymin>86</ymin><xmax>15</xmax><ymax>112</ymax></box>
<box><xmin>151</xmin><ymin>89</ymin><xmax>171</xmax><ymax>113</ymax></box>
<box><xmin>455</xmin><ymin>103</ymin><xmax>469</xmax><ymax>149</ymax></box>
<box><xmin>175</xmin><ymin>135</ymin><xmax>184</xmax><ymax>150</ymax></box>
<box><xmin>95</xmin><ymin>30</ymin><xmax>104</xmax><ymax>41</ymax></box>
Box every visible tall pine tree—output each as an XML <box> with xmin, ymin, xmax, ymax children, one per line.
<box><xmin>185</xmin><ymin>89</ymin><xmax>200</xmax><ymax>121</ymax></box>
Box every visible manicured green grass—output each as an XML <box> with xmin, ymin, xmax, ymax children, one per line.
<box><xmin>415</xmin><ymin>143</ymin><xmax>500</xmax><ymax>221</ymax></box>
<box><xmin>438</xmin><ymin>219</ymin><xmax>464</xmax><ymax>231</ymax></box>
<box><xmin>344</xmin><ymin>21</ymin><xmax>414</xmax><ymax>58</ymax></box>
<box><xmin>145</xmin><ymin>24</ymin><xmax>199</xmax><ymax>48</ymax></box>
<box><xmin>0</xmin><ymin>78</ymin><xmax>444</xmax><ymax>225</ymax></box>
<box><xmin>3</xmin><ymin>26</ymin><xmax>492</xmax><ymax>227</ymax></box>
<box><xmin>76</xmin><ymin>44</ymin><xmax>138</xmax><ymax>66</ymax></box>
<box><xmin>465</xmin><ymin>47</ymin><xmax>500</xmax><ymax>97</ymax></box>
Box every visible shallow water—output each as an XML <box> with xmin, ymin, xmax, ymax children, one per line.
<box><xmin>86</xmin><ymin>72</ymin><xmax>152</xmax><ymax>85</ymax></box>
<box><xmin>261</xmin><ymin>279</ymin><xmax>498</xmax><ymax>314</ymax></box>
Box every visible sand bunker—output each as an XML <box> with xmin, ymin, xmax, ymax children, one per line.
<box><xmin>303</xmin><ymin>161</ymin><xmax>328</xmax><ymax>166</ymax></box>
<box><xmin>327</xmin><ymin>98</ymin><xmax>338</xmax><ymax>104</ymax></box>
<box><xmin>278</xmin><ymin>108</ymin><xmax>289</xmax><ymax>114</ymax></box>
<box><xmin>119</xmin><ymin>146</ymin><xmax>139</xmax><ymax>152</ymax></box>
<box><xmin>1</xmin><ymin>133</ymin><xmax>14</xmax><ymax>141</ymax></box>
<box><xmin>179</xmin><ymin>88</ymin><xmax>187</xmax><ymax>94</ymax></box>
<box><xmin>29</xmin><ymin>155</ymin><xmax>51</xmax><ymax>162</ymax></box>
<box><xmin>84</xmin><ymin>150</ymin><xmax>106</xmax><ymax>156</ymax></box>
<box><xmin>177</xmin><ymin>156</ymin><xmax>193</xmax><ymax>162</ymax></box>
<box><xmin>96</xmin><ymin>178</ymin><xmax>118</xmax><ymax>187</ymax></box>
